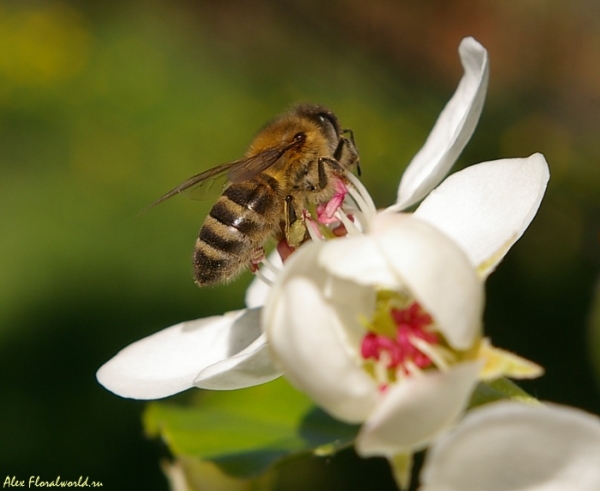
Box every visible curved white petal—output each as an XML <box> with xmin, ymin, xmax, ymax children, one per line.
<box><xmin>393</xmin><ymin>37</ymin><xmax>489</xmax><ymax>210</ymax></box>
<box><xmin>414</xmin><ymin>154</ymin><xmax>550</xmax><ymax>277</ymax></box>
<box><xmin>327</xmin><ymin>213</ymin><xmax>483</xmax><ymax>350</ymax></box>
<box><xmin>421</xmin><ymin>401</ymin><xmax>600</xmax><ymax>491</ymax></box>
<box><xmin>96</xmin><ymin>309</ymin><xmax>263</xmax><ymax>399</ymax></box>
<box><xmin>355</xmin><ymin>361</ymin><xmax>481</xmax><ymax>457</ymax></box>
<box><xmin>194</xmin><ymin>331</ymin><xmax>281</xmax><ymax>389</ymax></box>
<box><xmin>317</xmin><ymin>235</ymin><xmax>400</xmax><ymax>289</ymax></box>
<box><xmin>264</xmin><ymin>241</ymin><xmax>379</xmax><ymax>423</ymax></box>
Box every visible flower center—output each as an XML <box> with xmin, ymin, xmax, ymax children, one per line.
<box><xmin>360</xmin><ymin>291</ymin><xmax>454</xmax><ymax>388</ymax></box>
<box><xmin>362</xmin><ymin>303</ymin><xmax>437</xmax><ymax>369</ymax></box>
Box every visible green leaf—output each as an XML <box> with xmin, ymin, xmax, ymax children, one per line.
<box><xmin>143</xmin><ymin>378</ymin><xmax>359</xmax><ymax>478</ymax></box>
<box><xmin>162</xmin><ymin>457</ymin><xmax>276</xmax><ymax>491</ymax></box>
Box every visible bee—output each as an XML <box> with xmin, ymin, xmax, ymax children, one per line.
<box><xmin>150</xmin><ymin>103</ymin><xmax>360</xmax><ymax>286</ymax></box>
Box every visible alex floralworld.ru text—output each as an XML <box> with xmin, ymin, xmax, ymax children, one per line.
<box><xmin>3</xmin><ymin>476</ymin><xmax>102</xmax><ymax>488</ymax></box>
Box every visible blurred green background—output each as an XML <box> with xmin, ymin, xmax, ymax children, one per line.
<box><xmin>1</xmin><ymin>0</ymin><xmax>599</xmax><ymax>489</ymax></box>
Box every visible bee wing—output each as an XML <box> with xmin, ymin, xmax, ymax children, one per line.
<box><xmin>142</xmin><ymin>160</ymin><xmax>240</xmax><ymax>211</ymax></box>
<box><xmin>143</xmin><ymin>139</ymin><xmax>299</xmax><ymax>212</ymax></box>
<box><xmin>227</xmin><ymin>139</ymin><xmax>300</xmax><ymax>183</ymax></box>
<box><xmin>187</xmin><ymin>173</ymin><xmax>229</xmax><ymax>201</ymax></box>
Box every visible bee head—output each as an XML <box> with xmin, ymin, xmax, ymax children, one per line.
<box><xmin>293</xmin><ymin>103</ymin><xmax>342</xmax><ymax>150</ymax></box>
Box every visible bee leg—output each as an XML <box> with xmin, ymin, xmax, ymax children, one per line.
<box><xmin>284</xmin><ymin>195</ymin><xmax>297</xmax><ymax>227</ymax></box>
<box><xmin>333</xmin><ymin>136</ymin><xmax>345</xmax><ymax>161</ymax></box>
<box><xmin>336</xmin><ymin>131</ymin><xmax>361</xmax><ymax>176</ymax></box>
<box><xmin>316</xmin><ymin>157</ymin><xmax>343</xmax><ymax>191</ymax></box>
<box><xmin>249</xmin><ymin>247</ymin><xmax>265</xmax><ymax>272</ymax></box>
<box><xmin>284</xmin><ymin>195</ymin><xmax>306</xmax><ymax>247</ymax></box>
<box><xmin>318</xmin><ymin>157</ymin><xmax>328</xmax><ymax>190</ymax></box>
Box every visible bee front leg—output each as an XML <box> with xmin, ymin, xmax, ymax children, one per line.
<box><xmin>284</xmin><ymin>195</ymin><xmax>307</xmax><ymax>248</ymax></box>
<box><xmin>335</xmin><ymin>132</ymin><xmax>361</xmax><ymax>176</ymax></box>
<box><xmin>316</xmin><ymin>157</ymin><xmax>343</xmax><ymax>191</ymax></box>
<box><xmin>249</xmin><ymin>247</ymin><xmax>266</xmax><ymax>272</ymax></box>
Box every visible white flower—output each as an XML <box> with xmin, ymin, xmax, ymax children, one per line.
<box><xmin>263</xmin><ymin>155</ymin><xmax>548</xmax><ymax>455</ymax></box>
<box><xmin>420</xmin><ymin>401</ymin><xmax>600</xmax><ymax>491</ymax></box>
<box><xmin>263</xmin><ymin>214</ymin><xmax>484</xmax><ymax>451</ymax></box>
<box><xmin>97</xmin><ymin>36</ymin><xmax>547</xmax><ymax>407</ymax></box>
<box><xmin>262</xmin><ymin>37</ymin><xmax>549</xmax><ymax>460</ymax></box>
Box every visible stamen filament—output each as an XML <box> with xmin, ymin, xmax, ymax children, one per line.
<box><xmin>254</xmin><ymin>268</ymin><xmax>274</xmax><ymax>286</ymax></box>
<box><xmin>305</xmin><ymin>216</ymin><xmax>325</xmax><ymax>241</ymax></box>
<box><xmin>376</xmin><ymin>351</ymin><xmax>392</xmax><ymax>387</ymax></box>
<box><xmin>348</xmin><ymin>209</ymin><xmax>369</xmax><ymax>232</ymax></box>
<box><xmin>409</xmin><ymin>336</ymin><xmax>451</xmax><ymax>372</ymax></box>
<box><xmin>334</xmin><ymin>209</ymin><xmax>361</xmax><ymax>236</ymax></box>
<box><xmin>345</xmin><ymin>172</ymin><xmax>377</xmax><ymax>223</ymax></box>
<box><xmin>260</xmin><ymin>256</ymin><xmax>281</xmax><ymax>276</ymax></box>
<box><xmin>404</xmin><ymin>359</ymin><xmax>422</xmax><ymax>377</ymax></box>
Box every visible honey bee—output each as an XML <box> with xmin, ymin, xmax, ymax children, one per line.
<box><xmin>150</xmin><ymin>103</ymin><xmax>360</xmax><ymax>286</ymax></box>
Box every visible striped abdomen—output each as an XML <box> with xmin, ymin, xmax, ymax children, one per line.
<box><xmin>193</xmin><ymin>174</ymin><xmax>281</xmax><ymax>286</ymax></box>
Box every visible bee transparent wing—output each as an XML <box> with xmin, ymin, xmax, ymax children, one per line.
<box><xmin>143</xmin><ymin>160</ymin><xmax>240</xmax><ymax>211</ymax></box>
<box><xmin>188</xmin><ymin>173</ymin><xmax>229</xmax><ymax>201</ymax></box>
<box><xmin>143</xmin><ymin>138</ymin><xmax>299</xmax><ymax>212</ymax></box>
<box><xmin>227</xmin><ymin>139</ymin><xmax>300</xmax><ymax>183</ymax></box>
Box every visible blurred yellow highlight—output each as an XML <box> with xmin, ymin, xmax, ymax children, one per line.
<box><xmin>0</xmin><ymin>2</ymin><xmax>91</xmax><ymax>88</ymax></box>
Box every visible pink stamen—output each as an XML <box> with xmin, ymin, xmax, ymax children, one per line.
<box><xmin>317</xmin><ymin>179</ymin><xmax>349</xmax><ymax>224</ymax></box>
<box><xmin>361</xmin><ymin>302</ymin><xmax>438</xmax><ymax>374</ymax></box>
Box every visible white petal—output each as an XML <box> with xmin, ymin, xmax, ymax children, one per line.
<box><xmin>421</xmin><ymin>401</ymin><xmax>600</xmax><ymax>491</ymax></box>
<box><xmin>194</xmin><ymin>331</ymin><xmax>281</xmax><ymax>389</ymax></box>
<box><xmin>96</xmin><ymin>309</ymin><xmax>263</xmax><ymax>399</ymax></box>
<box><xmin>375</xmin><ymin>213</ymin><xmax>483</xmax><ymax>350</ymax></box>
<box><xmin>356</xmin><ymin>361</ymin><xmax>481</xmax><ymax>456</ymax></box>
<box><xmin>264</xmin><ymin>241</ymin><xmax>379</xmax><ymax>423</ymax></box>
<box><xmin>414</xmin><ymin>154</ymin><xmax>550</xmax><ymax>277</ymax></box>
<box><xmin>393</xmin><ymin>37</ymin><xmax>489</xmax><ymax>210</ymax></box>
<box><xmin>318</xmin><ymin>235</ymin><xmax>401</xmax><ymax>290</ymax></box>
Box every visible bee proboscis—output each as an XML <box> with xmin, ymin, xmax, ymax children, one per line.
<box><xmin>150</xmin><ymin>103</ymin><xmax>360</xmax><ymax>286</ymax></box>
